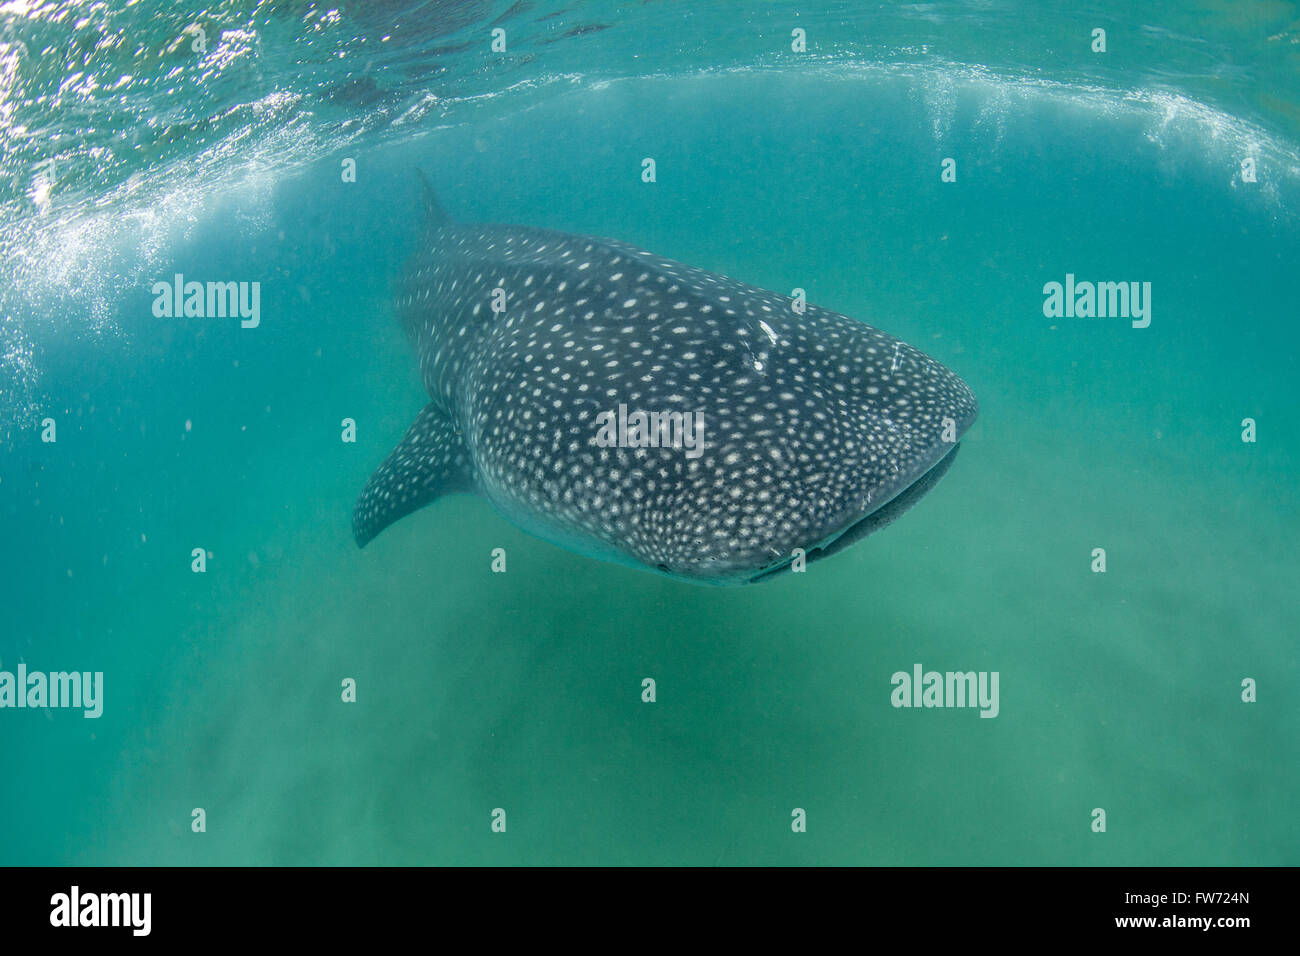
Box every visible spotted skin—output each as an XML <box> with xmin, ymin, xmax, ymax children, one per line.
<box><xmin>352</xmin><ymin>404</ymin><xmax>473</xmax><ymax>547</ymax></box>
<box><xmin>354</xmin><ymin>197</ymin><xmax>978</xmax><ymax>585</ymax></box>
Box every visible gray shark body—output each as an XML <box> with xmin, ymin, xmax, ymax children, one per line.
<box><xmin>354</xmin><ymin>185</ymin><xmax>978</xmax><ymax>585</ymax></box>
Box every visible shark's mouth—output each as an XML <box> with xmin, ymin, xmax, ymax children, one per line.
<box><xmin>747</xmin><ymin>442</ymin><xmax>963</xmax><ymax>584</ymax></box>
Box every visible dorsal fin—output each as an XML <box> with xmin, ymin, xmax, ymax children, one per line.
<box><xmin>416</xmin><ymin>169</ymin><xmax>450</xmax><ymax>227</ymax></box>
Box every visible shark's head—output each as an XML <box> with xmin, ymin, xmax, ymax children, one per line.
<box><xmin>627</xmin><ymin>338</ymin><xmax>978</xmax><ymax>586</ymax></box>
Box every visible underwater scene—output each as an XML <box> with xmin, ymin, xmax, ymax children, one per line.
<box><xmin>1</xmin><ymin>0</ymin><xmax>1297</xmax><ymax>866</ymax></box>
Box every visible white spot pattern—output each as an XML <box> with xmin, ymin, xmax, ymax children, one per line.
<box><xmin>367</xmin><ymin>218</ymin><xmax>978</xmax><ymax>584</ymax></box>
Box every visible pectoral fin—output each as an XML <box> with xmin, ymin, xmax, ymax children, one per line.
<box><xmin>352</xmin><ymin>402</ymin><xmax>475</xmax><ymax>547</ymax></box>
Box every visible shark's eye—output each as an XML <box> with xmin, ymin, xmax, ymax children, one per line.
<box><xmin>656</xmin><ymin>563</ymin><xmax>671</xmax><ymax>572</ymax></box>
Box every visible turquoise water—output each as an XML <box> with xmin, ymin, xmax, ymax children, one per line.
<box><xmin>2</xmin><ymin>2</ymin><xmax>1298</xmax><ymax>865</ymax></box>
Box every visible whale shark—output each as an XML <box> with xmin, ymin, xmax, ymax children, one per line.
<box><xmin>353</xmin><ymin>179</ymin><xmax>978</xmax><ymax>585</ymax></box>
